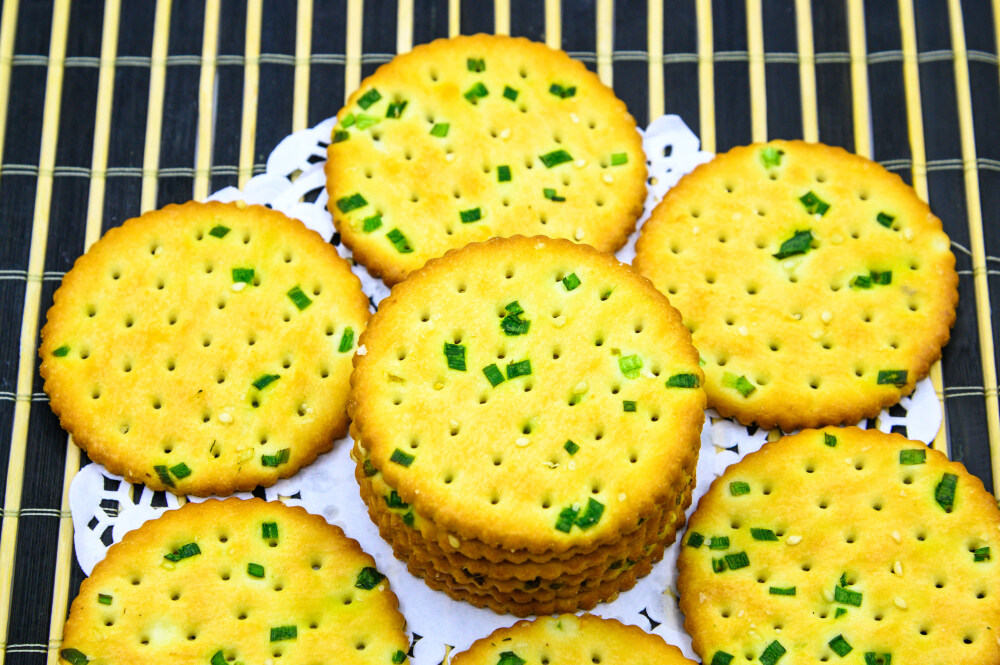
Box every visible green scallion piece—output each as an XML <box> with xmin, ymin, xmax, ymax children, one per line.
<box><xmin>460</xmin><ymin>207</ymin><xmax>482</xmax><ymax>223</ymax></box>
<box><xmin>548</xmin><ymin>83</ymin><xmax>576</xmax><ymax>98</ymax></box>
<box><xmin>501</xmin><ymin>305</ymin><xmax>530</xmax><ymax>335</ymax></box>
<box><xmin>262</xmin><ymin>522</ymin><xmax>278</xmax><ymax>539</ymax></box>
<box><xmin>386</xmin><ymin>228</ymin><xmax>413</xmax><ymax>253</ymax></box>
<box><xmin>261</xmin><ymin>448</ymin><xmax>291</xmax><ymax>467</ymax></box>
<box><xmin>712</xmin><ymin>558</ymin><xmax>727</xmax><ymax>573</ymax></box>
<box><xmin>562</xmin><ymin>272</ymin><xmax>581</xmax><ymax>291</ymax></box>
<box><xmin>686</xmin><ymin>531</ymin><xmax>704</xmax><ymax>548</ymax></box>
<box><xmin>341</xmin><ymin>114</ymin><xmax>356</xmax><ymax>127</ymax></box>
<box><xmin>564</xmin><ymin>440</ymin><xmax>579</xmax><ymax>455</ymax></box>
<box><xmin>287</xmin><ymin>285</ymin><xmax>313</xmax><ymax>310</ymax></box>
<box><xmin>666</xmin><ymin>373</ymin><xmax>700</xmax><ymax>388</ymax></box>
<box><xmin>829</xmin><ymin>635</ymin><xmax>853</xmax><ymax>657</ymax></box>
<box><xmin>503</xmin><ymin>86</ymin><xmax>519</xmax><ymax>101</ymax></box>
<box><xmin>611</xmin><ymin>152</ymin><xmax>628</xmax><ymax>166</ymax></box>
<box><xmin>851</xmin><ymin>274</ymin><xmax>873</xmax><ymax>289</ymax></box>
<box><xmin>338</xmin><ymin>327</ymin><xmax>354</xmax><ymax>353</ymax></box>
<box><xmin>482</xmin><ymin>364</ymin><xmax>504</xmax><ymax>386</ymax></box>
<box><xmin>834</xmin><ymin>585</ymin><xmax>863</xmax><ymax>607</ymax></box>
<box><xmin>336</xmin><ymin>192</ymin><xmax>368</xmax><ymax>213</ymax></box>
<box><xmin>60</xmin><ymin>649</ymin><xmax>89</xmax><ymax>665</ymax></box>
<box><xmin>834</xmin><ymin>608</ymin><xmax>848</xmax><ymax>618</ymax></box>
<box><xmin>619</xmin><ymin>354</ymin><xmax>643</xmax><ymax>379</ymax></box>
<box><xmin>709</xmin><ymin>536</ymin><xmax>729</xmax><ymax>550</ymax></box>
<box><xmin>211</xmin><ymin>649</ymin><xmax>228</xmax><ymax>665</ymax></box>
<box><xmin>899</xmin><ymin>449</ymin><xmax>926</xmax><ymax>465</ymax></box>
<box><xmin>97</xmin><ymin>593</ymin><xmax>112</xmax><ymax>605</ymax></box>
<box><xmin>386</xmin><ymin>100</ymin><xmax>407</xmax><ymax>119</ymax></box>
<box><xmin>724</xmin><ymin>552</ymin><xmax>750</xmax><ymax>569</ymax></box>
<box><xmin>540</xmin><ymin>149</ymin><xmax>573</xmax><ymax>168</ymax></box>
<box><xmin>760</xmin><ymin>146</ymin><xmax>783</xmax><ymax>167</ymax></box>
<box><xmin>575</xmin><ymin>498</ymin><xmax>605</xmax><ymax>529</ymax></box>
<box><xmin>390</xmin><ymin>448</ymin><xmax>415</xmax><ymax>467</ymax></box>
<box><xmin>497</xmin><ymin>652</ymin><xmax>526</xmax><ymax>665</ymax></box>
<box><xmin>864</xmin><ymin>653</ymin><xmax>891</xmax><ymax>665</ymax></box>
<box><xmin>543</xmin><ymin>187</ymin><xmax>566</xmax><ymax>202</ymax></box>
<box><xmin>154</xmin><ymin>464</ymin><xmax>175</xmax><ymax>488</ymax></box>
<box><xmin>497</xmin><ymin>165</ymin><xmax>511</xmax><ymax>182</ymax></box>
<box><xmin>722</xmin><ymin>372</ymin><xmax>756</xmax><ymax>397</ymax></box>
<box><xmin>362</xmin><ymin>459</ymin><xmax>378</xmax><ymax>477</ymax></box>
<box><xmin>799</xmin><ymin>191</ymin><xmax>830</xmax><ymax>216</ymax></box>
<box><xmin>209</xmin><ymin>225</ymin><xmax>230</xmax><ymax>238</ymax></box>
<box><xmin>877</xmin><ymin>212</ymin><xmax>895</xmax><ymax>228</ymax></box>
<box><xmin>53</xmin><ymin>345</ymin><xmax>70</xmax><ymax>357</ymax></box>
<box><xmin>253</xmin><ymin>373</ymin><xmax>280</xmax><ymax>390</ymax></box>
<box><xmin>270</xmin><ymin>625</ymin><xmax>297</xmax><ymax>642</ymax></box>
<box><xmin>730</xmin><ymin>481</ymin><xmax>750</xmax><ymax>496</ymax></box>
<box><xmin>393</xmin><ymin>650</ymin><xmax>407</xmax><ymax>664</ymax></box>
<box><xmin>877</xmin><ymin>369</ymin><xmax>908</xmax><ymax>386</ymax></box>
<box><xmin>247</xmin><ymin>562</ymin><xmax>265</xmax><ymax>578</ymax></box>
<box><xmin>555</xmin><ymin>505</ymin><xmax>579</xmax><ymax>532</ymax></box>
<box><xmin>710</xmin><ymin>652</ymin><xmax>734</xmax><ymax>665</ymax></box>
<box><xmin>401</xmin><ymin>511</ymin><xmax>414</xmax><ymax>527</ymax></box>
<box><xmin>623</xmin><ymin>400</ymin><xmax>637</xmax><ymax>412</ymax></box>
<box><xmin>759</xmin><ymin>640</ymin><xmax>786</xmax><ymax>665</ymax></box>
<box><xmin>751</xmin><ymin>528</ymin><xmax>779</xmax><ymax>541</ymax></box>
<box><xmin>357</xmin><ymin>89</ymin><xmax>382</xmax><ymax>109</ymax></box>
<box><xmin>467</xmin><ymin>57</ymin><xmax>485</xmax><ymax>72</ymax></box>
<box><xmin>430</xmin><ymin>122</ymin><xmax>450</xmax><ymax>137</ymax></box>
<box><xmin>773</xmin><ymin>229</ymin><xmax>814</xmax><ymax>259</ymax></box>
<box><xmin>839</xmin><ymin>572</ymin><xmax>849</xmax><ymax>587</ymax></box>
<box><xmin>362</xmin><ymin>213</ymin><xmax>382</xmax><ymax>232</ymax></box>
<box><xmin>164</xmin><ymin>542</ymin><xmax>201</xmax><ymax>562</ymax></box>
<box><xmin>385</xmin><ymin>491</ymin><xmax>409</xmax><ymax>509</ymax></box>
<box><xmin>769</xmin><ymin>586</ymin><xmax>796</xmax><ymax>596</ymax></box>
<box><xmin>444</xmin><ymin>342</ymin><xmax>466</xmax><ymax>371</ymax></box>
<box><xmin>355</xmin><ymin>113</ymin><xmax>380</xmax><ymax>129</ymax></box>
<box><xmin>935</xmin><ymin>472</ymin><xmax>958</xmax><ymax>511</ymax></box>
<box><xmin>332</xmin><ymin>129</ymin><xmax>349</xmax><ymax>143</ymax></box>
<box><xmin>974</xmin><ymin>546</ymin><xmax>991</xmax><ymax>562</ymax></box>
<box><xmin>464</xmin><ymin>82</ymin><xmax>489</xmax><ymax>103</ymax></box>
<box><xmin>170</xmin><ymin>462</ymin><xmax>191</xmax><ymax>479</ymax></box>
<box><xmin>825</xmin><ymin>433</ymin><xmax>838</xmax><ymax>447</ymax></box>
<box><xmin>232</xmin><ymin>267</ymin><xmax>254</xmax><ymax>284</ymax></box>
<box><xmin>872</xmin><ymin>270</ymin><xmax>892</xmax><ymax>285</ymax></box>
<box><xmin>355</xmin><ymin>566</ymin><xmax>385</xmax><ymax>590</ymax></box>
<box><xmin>506</xmin><ymin>359</ymin><xmax>532</xmax><ymax>379</ymax></box>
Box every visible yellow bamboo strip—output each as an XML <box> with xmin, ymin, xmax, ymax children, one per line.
<box><xmin>345</xmin><ymin>0</ymin><xmax>362</xmax><ymax>103</ymax></box>
<box><xmin>847</xmin><ymin>0</ymin><xmax>870</xmax><ymax>158</ymax></box>
<box><xmin>449</xmin><ymin>0</ymin><xmax>459</xmax><ymax>37</ymax></box>
<box><xmin>238</xmin><ymin>0</ymin><xmax>261</xmax><ymax>189</ymax></box>
<box><xmin>0</xmin><ymin>0</ymin><xmax>20</xmax><ymax>183</ymax></box>
<box><xmin>794</xmin><ymin>0</ymin><xmax>818</xmax><ymax>142</ymax></box>
<box><xmin>947</xmin><ymin>0</ymin><xmax>1000</xmax><ymax>481</ymax></box>
<box><xmin>898</xmin><ymin>0</ymin><xmax>948</xmax><ymax>454</ymax></box>
<box><xmin>140</xmin><ymin>0</ymin><xmax>173</xmax><ymax>213</ymax></box>
<box><xmin>45</xmin><ymin>4</ymin><xmax>123</xmax><ymax>660</ymax></box>
<box><xmin>292</xmin><ymin>0</ymin><xmax>312</xmax><ymax>132</ymax></box>
<box><xmin>194</xmin><ymin>0</ymin><xmax>221</xmax><ymax>200</ymax></box>
<box><xmin>495</xmin><ymin>0</ymin><xmax>510</xmax><ymax>36</ymax></box>
<box><xmin>647</xmin><ymin>0</ymin><xmax>664</xmax><ymax>120</ymax></box>
<box><xmin>545</xmin><ymin>0</ymin><xmax>561</xmax><ymax>49</ymax></box>
<box><xmin>596</xmin><ymin>0</ymin><xmax>614</xmax><ymax>87</ymax></box>
<box><xmin>746</xmin><ymin>0</ymin><xmax>767</xmax><ymax>142</ymax></box>
<box><xmin>696</xmin><ymin>0</ymin><xmax>715</xmax><ymax>152</ymax></box>
<box><xmin>397</xmin><ymin>0</ymin><xmax>413</xmax><ymax>54</ymax></box>
<box><xmin>0</xmin><ymin>3</ymin><xmax>70</xmax><ymax>661</ymax></box>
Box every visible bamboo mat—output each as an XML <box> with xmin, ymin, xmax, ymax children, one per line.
<box><xmin>1</xmin><ymin>0</ymin><xmax>999</xmax><ymax>662</ymax></box>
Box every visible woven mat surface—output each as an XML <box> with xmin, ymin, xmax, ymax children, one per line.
<box><xmin>1</xmin><ymin>0</ymin><xmax>999</xmax><ymax>662</ymax></box>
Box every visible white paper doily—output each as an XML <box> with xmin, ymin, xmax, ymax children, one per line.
<box><xmin>70</xmin><ymin>115</ymin><xmax>942</xmax><ymax>663</ymax></box>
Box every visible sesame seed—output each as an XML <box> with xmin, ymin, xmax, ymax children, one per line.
<box><xmin>575</xmin><ymin>382</ymin><xmax>588</xmax><ymax>393</ymax></box>
<box><xmin>231</xmin><ymin>282</ymin><xmax>247</xmax><ymax>292</ymax></box>
<box><xmin>357</xmin><ymin>344</ymin><xmax>367</xmax><ymax>356</ymax></box>
<box><xmin>218</xmin><ymin>412</ymin><xmax>233</xmax><ymax>424</ymax></box>
<box><xmin>903</xmin><ymin>228</ymin><xmax>914</xmax><ymax>241</ymax></box>
<box><xmin>574</xmin><ymin>159</ymin><xmax>586</xmax><ymax>168</ymax></box>
<box><xmin>448</xmin><ymin>535</ymin><xmax>460</xmax><ymax>549</ymax></box>
<box><xmin>893</xmin><ymin>560</ymin><xmax>903</xmax><ymax>575</ymax></box>
<box><xmin>574</xmin><ymin>228</ymin><xmax>585</xmax><ymax>240</ymax></box>
<box><xmin>894</xmin><ymin>596</ymin><xmax>907</xmax><ymax>609</ymax></box>
<box><xmin>515</xmin><ymin>437</ymin><xmax>530</xmax><ymax>447</ymax></box>
<box><xmin>553</xmin><ymin>315</ymin><xmax>566</xmax><ymax>328</ymax></box>
<box><xmin>786</xmin><ymin>535</ymin><xmax>802</xmax><ymax>545</ymax></box>
<box><xmin>738</xmin><ymin>326</ymin><xmax>748</xmax><ymax>336</ymax></box>
<box><xmin>823</xmin><ymin>589</ymin><xmax>834</xmax><ymax>601</ymax></box>
<box><xmin>570</xmin><ymin>113</ymin><xmax>580</xmax><ymax>124</ymax></box>
<box><xmin>500</xmin><ymin>128</ymin><xmax>511</xmax><ymax>140</ymax></box>
<box><xmin>618</xmin><ymin>493</ymin><xmax>627</xmax><ymax>502</ymax></box>
<box><xmin>445</xmin><ymin>153</ymin><xmax>455</xmax><ymax>162</ymax></box>
<box><xmin>821</xmin><ymin>311</ymin><xmax>833</xmax><ymax>323</ymax></box>
<box><xmin>602</xmin><ymin>173</ymin><xmax>614</xmax><ymax>184</ymax></box>
<box><xmin>891</xmin><ymin>530</ymin><xmax>901</xmax><ymax>543</ymax></box>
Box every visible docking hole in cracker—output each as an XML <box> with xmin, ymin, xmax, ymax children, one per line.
<box><xmin>326</xmin><ymin>34</ymin><xmax>646</xmax><ymax>285</ymax></box>
<box><xmin>677</xmin><ymin>427</ymin><xmax>1000</xmax><ymax>665</ymax></box>
<box><xmin>40</xmin><ymin>201</ymin><xmax>370</xmax><ymax>496</ymax></box>
<box><xmin>634</xmin><ymin>141</ymin><xmax>958</xmax><ymax>431</ymax></box>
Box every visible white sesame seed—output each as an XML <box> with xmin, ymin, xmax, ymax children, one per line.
<box><xmin>568</xmin><ymin>460</ymin><xmax>576</xmax><ymax>470</ymax></box>
<box><xmin>894</xmin><ymin>596</ymin><xmax>907</xmax><ymax>609</ymax></box>
<box><xmin>903</xmin><ymin>228</ymin><xmax>914</xmax><ymax>241</ymax></box>
<box><xmin>445</xmin><ymin>153</ymin><xmax>455</xmax><ymax>162</ymax></box>
<box><xmin>500</xmin><ymin>128</ymin><xmax>511</xmax><ymax>139</ymax></box>
<box><xmin>231</xmin><ymin>282</ymin><xmax>247</xmax><ymax>292</ymax></box>
<box><xmin>154</xmin><ymin>246</ymin><xmax>163</xmax><ymax>255</ymax></box>
<box><xmin>786</xmin><ymin>535</ymin><xmax>802</xmax><ymax>545</ymax></box>
<box><xmin>574</xmin><ymin>227</ymin><xmax>585</xmax><ymax>240</ymax></box>
<box><xmin>574</xmin><ymin>158</ymin><xmax>586</xmax><ymax>168</ymax></box>
<box><xmin>821</xmin><ymin>311</ymin><xmax>833</xmax><ymax>323</ymax></box>
<box><xmin>448</xmin><ymin>535</ymin><xmax>460</xmax><ymax>549</ymax></box>
<box><xmin>516</xmin><ymin>437</ymin><xmax>530</xmax><ymax>447</ymax></box>
<box><xmin>893</xmin><ymin>560</ymin><xmax>903</xmax><ymax>576</ymax></box>
<box><xmin>618</xmin><ymin>493</ymin><xmax>627</xmax><ymax>502</ymax></box>
<box><xmin>357</xmin><ymin>344</ymin><xmax>367</xmax><ymax>356</ymax></box>
<box><xmin>823</xmin><ymin>589</ymin><xmax>834</xmax><ymax>601</ymax></box>
<box><xmin>218</xmin><ymin>412</ymin><xmax>233</xmax><ymax>424</ymax></box>
<box><xmin>552</xmin><ymin>315</ymin><xmax>566</xmax><ymax>328</ymax></box>
<box><xmin>570</xmin><ymin>113</ymin><xmax>581</xmax><ymax>123</ymax></box>
<box><xmin>602</xmin><ymin>173</ymin><xmax>614</xmax><ymax>184</ymax></box>
<box><xmin>575</xmin><ymin>382</ymin><xmax>588</xmax><ymax>393</ymax></box>
<box><xmin>738</xmin><ymin>326</ymin><xmax>748</xmax><ymax>336</ymax></box>
<box><xmin>891</xmin><ymin>530</ymin><xmax>902</xmax><ymax>543</ymax></box>
<box><xmin>783</xmin><ymin>259</ymin><xmax>795</xmax><ymax>270</ymax></box>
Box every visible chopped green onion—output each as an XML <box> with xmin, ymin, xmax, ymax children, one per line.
<box><xmin>623</xmin><ymin>400</ymin><xmax>637</xmax><ymax>412</ymax></box>
<box><xmin>829</xmin><ymin>635</ymin><xmax>853</xmax><ymax>657</ymax></box>
<box><xmin>712</xmin><ymin>558</ymin><xmax>727</xmax><ymax>573</ymax></box>
<box><xmin>482</xmin><ymin>364</ymin><xmax>504</xmax><ymax>386</ymax></box>
<box><xmin>401</xmin><ymin>511</ymin><xmax>414</xmax><ymax>527</ymax></box>
<box><xmin>935</xmin><ymin>472</ymin><xmax>958</xmax><ymax>511</ymax></box>
<box><xmin>209</xmin><ymin>225</ymin><xmax>230</xmax><ymax>238</ymax></box>
<box><xmin>393</xmin><ymin>650</ymin><xmax>407</xmax><ymax>664</ymax></box>
<box><xmin>261</xmin><ymin>448</ymin><xmax>291</xmax><ymax>467</ymax></box>
<box><xmin>825</xmin><ymin>433</ymin><xmax>838</xmax><ymax>447</ymax></box>
<box><xmin>839</xmin><ymin>573</ymin><xmax>849</xmax><ymax>587</ymax></box>
<box><xmin>501</xmin><ymin>301</ymin><xmax>530</xmax><ymax>335</ymax></box>
<box><xmin>564</xmin><ymin>440</ymin><xmax>579</xmax><ymax>455</ymax></box>
<box><xmin>355</xmin><ymin>113</ymin><xmax>380</xmax><ymax>129</ymax></box>
<box><xmin>835</xmin><ymin>608</ymin><xmax>848</xmax><ymax>619</ymax></box>
<box><xmin>430</xmin><ymin>122</ymin><xmax>450</xmax><ymax>137</ymax></box>
<box><xmin>851</xmin><ymin>274</ymin><xmax>872</xmax><ymax>289</ymax></box>
<box><xmin>390</xmin><ymin>448</ymin><xmax>415</xmax><ymax>467</ymax></box>
<box><xmin>799</xmin><ymin>191</ymin><xmax>830</xmax><ymax>216</ymax></box>
<box><xmin>164</xmin><ymin>542</ymin><xmax>201</xmax><ymax>562</ymax></box>
<box><xmin>730</xmin><ymin>481</ymin><xmax>750</xmax><ymax>496</ymax></box>
<box><xmin>355</xmin><ymin>566</ymin><xmax>385</xmax><ymax>590</ymax></box>
<box><xmin>444</xmin><ymin>342</ymin><xmax>466</xmax><ymax>371</ymax></box>
<box><xmin>877</xmin><ymin>370</ymin><xmax>908</xmax><ymax>386</ymax></box>
<box><xmin>864</xmin><ymin>653</ymin><xmax>891</xmax><ymax>665</ymax></box>
<box><xmin>467</xmin><ymin>57</ymin><xmax>485</xmax><ymax>72</ymax></box>
<box><xmin>562</xmin><ymin>272</ymin><xmax>581</xmax><ymax>291</ymax></box>
<box><xmin>60</xmin><ymin>649</ymin><xmax>89</xmax><ymax>665</ymax></box>
<box><xmin>386</xmin><ymin>100</ymin><xmax>407</xmax><ymax>118</ymax></box>
<box><xmin>362</xmin><ymin>459</ymin><xmax>378</xmax><ymax>477</ymax></box>
<box><xmin>497</xmin><ymin>165</ymin><xmax>511</xmax><ymax>182</ymax></box>
<box><xmin>357</xmin><ymin>89</ymin><xmax>382</xmax><ymax>109</ymax></box>
<box><xmin>232</xmin><ymin>267</ymin><xmax>254</xmax><ymax>284</ymax></box>
<box><xmin>974</xmin><ymin>546</ymin><xmax>991</xmax><ymax>562</ymax></box>
<box><xmin>773</xmin><ymin>229</ymin><xmax>814</xmax><ymax>259</ymax></box>
<box><xmin>211</xmin><ymin>650</ymin><xmax>228</xmax><ymax>665</ymax></box>
<box><xmin>611</xmin><ymin>152</ymin><xmax>628</xmax><ymax>166</ymax></box>
<box><xmin>666</xmin><ymin>373</ymin><xmax>699</xmax><ymax>388</ymax></box>
<box><xmin>722</xmin><ymin>372</ymin><xmax>756</xmax><ymax>397</ymax></box>
<box><xmin>686</xmin><ymin>532</ymin><xmax>704</xmax><ymax>548</ymax></box>
<box><xmin>341</xmin><ymin>113</ymin><xmax>356</xmax><ymax>127</ymax></box>
<box><xmin>170</xmin><ymin>463</ymin><xmax>191</xmax><ymax>479</ymax></box>
<box><xmin>724</xmin><ymin>552</ymin><xmax>750</xmax><ymax>569</ymax></box>
<box><xmin>154</xmin><ymin>465</ymin><xmax>175</xmax><ymax>488</ymax></box>
<box><xmin>548</xmin><ymin>83</ymin><xmax>576</xmax><ymax>98</ymax></box>
<box><xmin>575</xmin><ymin>498</ymin><xmax>605</xmax><ymax>529</ymax></box>
<box><xmin>386</xmin><ymin>228</ymin><xmax>413</xmax><ymax>253</ymax></box>
<box><xmin>769</xmin><ymin>586</ymin><xmax>796</xmax><ymax>596</ymax></box>
<box><xmin>751</xmin><ymin>528</ymin><xmax>778</xmax><ymax>541</ymax></box>
<box><xmin>362</xmin><ymin>213</ymin><xmax>383</xmax><ymax>232</ymax></box>
<box><xmin>877</xmin><ymin>212</ymin><xmax>895</xmax><ymax>228</ymax></box>
<box><xmin>336</xmin><ymin>193</ymin><xmax>368</xmax><ymax>213</ymax></box>
<box><xmin>53</xmin><ymin>345</ymin><xmax>70</xmax><ymax>357</ymax></box>
<box><xmin>710</xmin><ymin>652</ymin><xmax>734</xmax><ymax>665</ymax></box>
<box><xmin>287</xmin><ymin>285</ymin><xmax>313</xmax><ymax>310</ymax></box>
<box><xmin>332</xmin><ymin>129</ymin><xmax>349</xmax><ymax>143</ymax></box>
<box><xmin>385</xmin><ymin>491</ymin><xmax>409</xmax><ymax>509</ymax></box>
<box><xmin>262</xmin><ymin>521</ymin><xmax>278</xmax><ymax>539</ymax></box>
<box><xmin>464</xmin><ymin>82</ymin><xmax>489</xmax><ymax>103</ymax></box>
<box><xmin>709</xmin><ymin>536</ymin><xmax>729</xmax><ymax>550</ymax></box>
<box><xmin>619</xmin><ymin>354</ymin><xmax>642</xmax><ymax>379</ymax></box>
<box><xmin>270</xmin><ymin>625</ymin><xmax>297</xmax><ymax>642</ymax></box>
<box><xmin>503</xmin><ymin>86</ymin><xmax>519</xmax><ymax>101</ymax></box>
<box><xmin>899</xmin><ymin>449</ymin><xmax>926</xmax><ymax>465</ymax></box>
<box><xmin>338</xmin><ymin>327</ymin><xmax>355</xmax><ymax>353</ymax></box>
<box><xmin>759</xmin><ymin>640</ymin><xmax>786</xmax><ymax>665</ymax></box>
<box><xmin>506</xmin><ymin>359</ymin><xmax>532</xmax><ymax>379</ymax></box>
<box><xmin>834</xmin><ymin>585</ymin><xmax>862</xmax><ymax>606</ymax></box>
<box><xmin>253</xmin><ymin>374</ymin><xmax>280</xmax><ymax>390</ymax></box>
<box><xmin>460</xmin><ymin>207</ymin><xmax>482</xmax><ymax>223</ymax></box>
<box><xmin>98</xmin><ymin>593</ymin><xmax>112</xmax><ymax>605</ymax></box>
<box><xmin>760</xmin><ymin>146</ymin><xmax>783</xmax><ymax>167</ymax></box>
<box><xmin>247</xmin><ymin>563</ymin><xmax>265</xmax><ymax>578</ymax></box>
<box><xmin>555</xmin><ymin>505</ymin><xmax>579</xmax><ymax>532</ymax></box>
<box><xmin>543</xmin><ymin>187</ymin><xmax>566</xmax><ymax>202</ymax></box>
<box><xmin>540</xmin><ymin>149</ymin><xmax>573</xmax><ymax>168</ymax></box>
<box><xmin>497</xmin><ymin>652</ymin><xmax>525</xmax><ymax>665</ymax></box>
<box><xmin>872</xmin><ymin>270</ymin><xmax>892</xmax><ymax>285</ymax></box>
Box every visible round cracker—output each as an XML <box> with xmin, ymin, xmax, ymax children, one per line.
<box><xmin>677</xmin><ymin>427</ymin><xmax>1000</xmax><ymax>665</ymax></box>
<box><xmin>59</xmin><ymin>498</ymin><xmax>409</xmax><ymax>665</ymax></box>
<box><xmin>326</xmin><ymin>33</ymin><xmax>646</xmax><ymax>285</ymax></box>
<box><xmin>40</xmin><ymin>201</ymin><xmax>370</xmax><ymax>496</ymax></box>
<box><xmin>350</xmin><ymin>236</ymin><xmax>705</xmax><ymax>554</ymax></box>
<box><xmin>634</xmin><ymin>141</ymin><xmax>958</xmax><ymax>430</ymax></box>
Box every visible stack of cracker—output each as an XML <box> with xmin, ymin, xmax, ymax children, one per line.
<box><xmin>349</xmin><ymin>236</ymin><xmax>705</xmax><ymax>615</ymax></box>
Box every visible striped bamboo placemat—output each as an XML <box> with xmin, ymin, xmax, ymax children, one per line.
<box><xmin>1</xmin><ymin>1</ymin><xmax>998</xmax><ymax>663</ymax></box>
